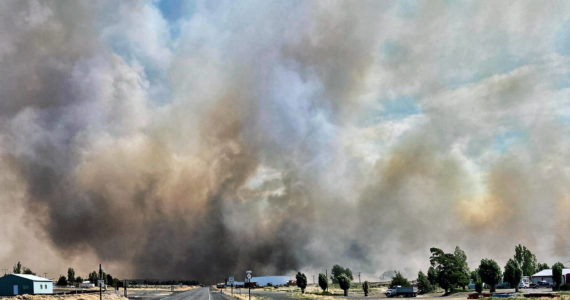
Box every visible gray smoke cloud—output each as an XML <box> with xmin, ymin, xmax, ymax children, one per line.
<box><xmin>0</xmin><ymin>0</ymin><xmax>569</xmax><ymax>282</ymax></box>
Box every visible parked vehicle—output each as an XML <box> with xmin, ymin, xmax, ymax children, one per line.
<box><xmin>529</xmin><ymin>283</ymin><xmax>538</xmax><ymax>289</ymax></box>
<box><xmin>518</xmin><ymin>276</ymin><xmax>530</xmax><ymax>289</ymax></box>
<box><xmin>386</xmin><ymin>286</ymin><xmax>417</xmax><ymax>297</ymax></box>
<box><xmin>536</xmin><ymin>281</ymin><xmax>552</xmax><ymax>288</ymax></box>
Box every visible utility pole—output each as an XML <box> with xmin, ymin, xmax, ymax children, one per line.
<box><xmin>43</xmin><ymin>272</ymin><xmax>48</xmax><ymax>278</ymax></box>
<box><xmin>325</xmin><ymin>269</ymin><xmax>328</xmax><ymax>292</ymax></box>
<box><xmin>358</xmin><ymin>272</ymin><xmax>361</xmax><ymax>285</ymax></box>
<box><xmin>99</xmin><ymin>264</ymin><xmax>102</xmax><ymax>300</ymax></box>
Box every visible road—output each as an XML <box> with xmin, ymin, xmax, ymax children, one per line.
<box><xmin>128</xmin><ymin>287</ymin><xmax>233</xmax><ymax>300</ymax></box>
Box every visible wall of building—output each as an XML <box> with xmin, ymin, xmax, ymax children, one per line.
<box><xmin>33</xmin><ymin>281</ymin><xmax>53</xmax><ymax>294</ymax></box>
<box><xmin>531</xmin><ymin>276</ymin><xmax>553</xmax><ymax>284</ymax></box>
<box><xmin>0</xmin><ymin>276</ymin><xmax>33</xmax><ymax>296</ymax></box>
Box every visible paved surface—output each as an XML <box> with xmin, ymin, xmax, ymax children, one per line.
<box><xmin>128</xmin><ymin>287</ymin><xmax>232</xmax><ymax>300</ymax></box>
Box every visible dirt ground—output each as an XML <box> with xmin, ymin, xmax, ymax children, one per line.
<box><xmin>1</xmin><ymin>293</ymin><xmax>126</xmax><ymax>300</ymax></box>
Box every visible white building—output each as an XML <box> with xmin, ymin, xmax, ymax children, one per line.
<box><xmin>0</xmin><ymin>274</ymin><xmax>53</xmax><ymax>296</ymax></box>
<box><xmin>227</xmin><ymin>275</ymin><xmax>291</xmax><ymax>287</ymax></box>
<box><xmin>531</xmin><ymin>269</ymin><xmax>570</xmax><ymax>285</ymax></box>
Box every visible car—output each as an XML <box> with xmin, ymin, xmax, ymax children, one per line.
<box><xmin>536</xmin><ymin>281</ymin><xmax>552</xmax><ymax>288</ymax></box>
<box><xmin>530</xmin><ymin>283</ymin><xmax>538</xmax><ymax>289</ymax></box>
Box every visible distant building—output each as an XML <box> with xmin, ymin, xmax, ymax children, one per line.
<box><xmin>0</xmin><ymin>274</ymin><xmax>53</xmax><ymax>296</ymax></box>
<box><xmin>228</xmin><ymin>276</ymin><xmax>291</xmax><ymax>287</ymax></box>
<box><xmin>80</xmin><ymin>281</ymin><xmax>95</xmax><ymax>288</ymax></box>
<box><xmin>531</xmin><ymin>269</ymin><xmax>570</xmax><ymax>285</ymax></box>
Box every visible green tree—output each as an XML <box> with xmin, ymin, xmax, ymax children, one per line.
<box><xmin>22</xmin><ymin>267</ymin><xmax>35</xmax><ymax>275</ymax></box>
<box><xmin>478</xmin><ymin>259</ymin><xmax>502</xmax><ymax>292</ymax></box>
<box><xmin>427</xmin><ymin>266</ymin><xmax>438</xmax><ymax>288</ymax></box>
<box><xmin>470</xmin><ymin>269</ymin><xmax>483</xmax><ymax>293</ymax></box>
<box><xmin>13</xmin><ymin>261</ymin><xmax>22</xmax><ymax>274</ymax></box>
<box><xmin>89</xmin><ymin>271</ymin><xmax>99</xmax><ymax>284</ymax></box>
<box><xmin>552</xmin><ymin>262</ymin><xmax>565</xmax><ymax>290</ymax></box>
<box><xmin>67</xmin><ymin>268</ymin><xmax>75</xmax><ymax>284</ymax></box>
<box><xmin>417</xmin><ymin>271</ymin><xmax>433</xmax><ymax>294</ymax></box>
<box><xmin>470</xmin><ymin>270</ymin><xmax>479</xmax><ymax>282</ymax></box>
<box><xmin>390</xmin><ymin>271</ymin><xmax>410</xmax><ymax>287</ymax></box>
<box><xmin>331</xmin><ymin>265</ymin><xmax>353</xmax><ymax>284</ymax></box>
<box><xmin>296</xmin><ymin>272</ymin><xmax>307</xmax><ymax>294</ymax></box>
<box><xmin>363</xmin><ymin>281</ymin><xmax>369</xmax><ymax>297</ymax></box>
<box><xmin>76</xmin><ymin>276</ymin><xmax>83</xmax><ymax>284</ymax></box>
<box><xmin>475</xmin><ymin>281</ymin><xmax>482</xmax><ymax>294</ymax></box>
<box><xmin>106</xmin><ymin>273</ymin><xmax>114</xmax><ymax>285</ymax></box>
<box><xmin>57</xmin><ymin>276</ymin><xmax>68</xmax><ymax>286</ymax></box>
<box><xmin>536</xmin><ymin>263</ymin><xmax>549</xmax><ymax>272</ymax></box>
<box><xmin>338</xmin><ymin>274</ymin><xmax>351</xmax><ymax>296</ymax></box>
<box><xmin>504</xmin><ymin>259</ymin><xmax>523</xmax><ymax>292</ymax></box>
<box><xmin>430</xmin><ymin>247</ymin><xmax>458</xmax><ymax>293</ymax></box>
<box><xmin>318</xmin><ymin>273</ymin><xmax>328</xmax><ymax>292</ymax></box>
<box><xmin>454</xmin><ymin>246</ymin><xmax>471</xmax><ymax>290</ymax></box>
<box><xmin>514</xmin><ymin>244</ymin><xmax>537</xmax><ymax>276</ymax></box>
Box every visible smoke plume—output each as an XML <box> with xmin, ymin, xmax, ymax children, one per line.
<box><xmin>0</xmin><ymin>0</ymin><xmax>568</xmax><ymax>282</ymax></box>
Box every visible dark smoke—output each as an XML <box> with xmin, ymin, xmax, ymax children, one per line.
<box><xmin>0</xmin><ymin>0</ymin><xmax>568</xmax><ymax>282</ymax></box>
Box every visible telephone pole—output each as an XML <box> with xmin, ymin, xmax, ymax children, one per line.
<box><xmin>358</xmin><ymin>272</ymin><xmax>361</xmax><ymax>284</ymax></box>
<box><xmin>99</xmin><ymin>264</ymin><xmax>102</xmax><ymax>300</ymax></box>
<box><xmin>325</xmin><ymin>269</ymin><xmax>328</xmax><ymax>292</ymax></box>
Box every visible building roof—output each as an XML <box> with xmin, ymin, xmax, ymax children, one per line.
<box><xmin>532</xmin><ymin>269</ymin><xmax>570</xmax><ymax>277</ymax></box>
<box><xmin>10</xmin><ymin>274</ymin><xmax>52</xmax><ymax>282</ymax></box>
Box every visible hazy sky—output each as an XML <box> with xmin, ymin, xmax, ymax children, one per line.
<box><xmin>0</xmin><ymin>0</ymin><xmax>568</xmax><ymax>282</ymax></box>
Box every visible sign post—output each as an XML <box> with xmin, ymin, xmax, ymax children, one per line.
<box><xmin>246</xmin><ymin>270</ymin><xmax>252</xmax><ymax>300</ymax></box>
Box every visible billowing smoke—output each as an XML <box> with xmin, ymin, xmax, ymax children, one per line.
<box><xmin>0</xmin><ymin>0</ymin><xmax>569</xmax><ymax>282</ymax></box>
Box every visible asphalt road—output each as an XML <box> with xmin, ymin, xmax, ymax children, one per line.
<box><xmin>166</xmin><ymin>287</ymin><xmax>232</xmax><ymax>300</ymax></box>
<box><xmin>127</xmin><ymin>287</ymin><xmax>232</xmax><ymax>300</ymax></box>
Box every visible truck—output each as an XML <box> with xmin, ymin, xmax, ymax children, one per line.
<box><xmin>386</xmin><ymin>286</ymin><xmax>417</xmax><ymax>297</ymax></box>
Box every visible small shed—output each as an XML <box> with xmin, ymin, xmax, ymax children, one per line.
<box><xmin>0</xmin><ymin>274</ymin><xmax>53</xmax><ymax>296</ymax></box>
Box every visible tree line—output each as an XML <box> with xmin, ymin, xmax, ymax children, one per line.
<box><xmin>415</xmin><ymin>244</ymin><xmax>566</xmax><ymax>294</ymax></box>
<box><xmin>294</xmin><ymin>244</ymin><xmax>567</xmax><ymax>297</ymax></box>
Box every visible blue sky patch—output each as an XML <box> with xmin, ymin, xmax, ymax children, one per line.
<box><xmin>382</xmin><ymin>96</ymin><xmax>422</xmax><ymax>119</ymax></box>
<box><xmin>493</xmin><ymin>129</ymin><xmax>528</xmax><ymax>153</ymax></box>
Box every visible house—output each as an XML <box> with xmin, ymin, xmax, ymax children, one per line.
<box><xmin>531</xmin><ymin>269</ymin><xmax>570</xmax><ymax>285</ymax></box>
<box><xmin>0</xmin><ymin>274</ymin><xmax>53</xmax><ymax>296</ymax></box>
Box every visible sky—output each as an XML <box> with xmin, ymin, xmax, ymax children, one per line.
<box><xmin>0</xmin><ymin>0</ymin><xmax>569</xmax><ymax>282</ymax></box>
